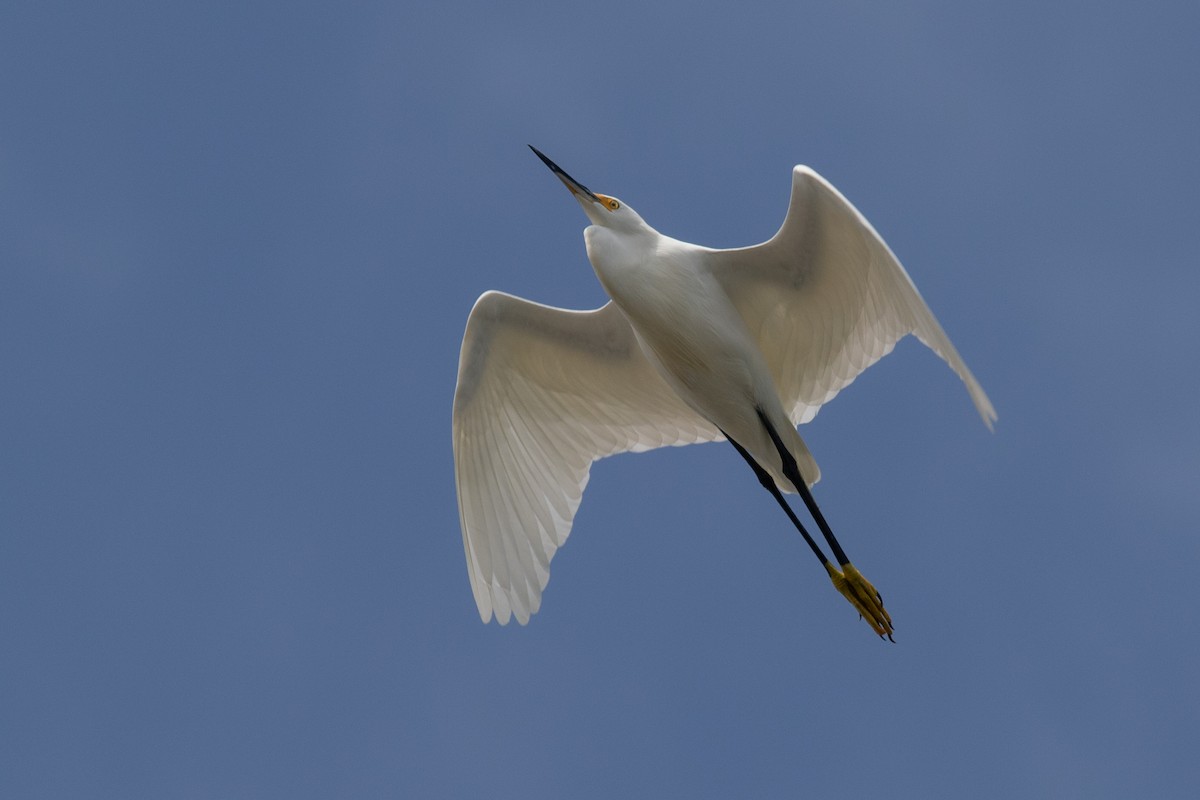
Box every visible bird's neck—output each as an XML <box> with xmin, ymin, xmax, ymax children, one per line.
<box><xmin>585</xmin><ymin>224</ymin><xmax>655</xmax><ymax>278</ymax></box>
<box><xmin>586</xmin><ymin>228</ymin><xmax>705</xmax><ymax>314</ymax></box>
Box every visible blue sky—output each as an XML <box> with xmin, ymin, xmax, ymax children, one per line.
<box><xmin>3</xmin><ymin>2</ymin><xmax>1198</xmax><ymax>797</ymax></box>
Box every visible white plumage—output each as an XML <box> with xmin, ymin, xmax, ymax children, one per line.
<box><xmin>453</xmin><ymin>154</ymin><xmax>994</xmax><ymax>626</ymax></box>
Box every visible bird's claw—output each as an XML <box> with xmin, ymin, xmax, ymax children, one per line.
<box><xmin>826</xmin><ymin>562</ymin><xmax>894</xmax><ymax>641</ymax></box>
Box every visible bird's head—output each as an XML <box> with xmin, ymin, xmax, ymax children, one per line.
<box><xmin>529</xmin><ymin>145</ymin><xmax>647</xmax><ymax>232</ymax></box>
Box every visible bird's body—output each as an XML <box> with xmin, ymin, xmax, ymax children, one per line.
<box><xmin>452</xmin><ymin>148</ymin><xmax>995</xmax><ymax>635</ymax></box>
<box><xmin>589</xmin><ymin>226</ymin><xmax>818</xmax><ymax>492</ymax></box>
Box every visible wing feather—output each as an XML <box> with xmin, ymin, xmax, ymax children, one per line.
<box><xmin>452</xmin><ymin>291</ymin><xmax>720</xmax><ymax>624</ymax></box>
<box><xmin>709</xmin><ymin>166</ymin><xmax>996</xmax><ymax>430</ymax></box>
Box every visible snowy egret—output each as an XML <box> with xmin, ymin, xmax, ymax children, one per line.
<box><xmin>452</xmin><ymin>146</ymin><xmax>996</xmax><ymax>638</ymax></box>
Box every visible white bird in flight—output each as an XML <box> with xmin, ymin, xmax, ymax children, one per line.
<box><xmin>453</xmin><ymin>147</ymin><xmax>996</xmax><ymax>638</ymax></box>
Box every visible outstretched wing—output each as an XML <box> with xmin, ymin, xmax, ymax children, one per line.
<box><xmin>707</xmin><ymin>166</ymin><xmax>996</xmax><ymax>430</ymax></box>
<box><xmin>452</xmin><ymin>291</ymin><xmax>720</xmax><ymax>625</ymax></box>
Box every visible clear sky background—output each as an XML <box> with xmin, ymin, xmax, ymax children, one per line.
<box><xmin>3</xmin><ymin>2</ymin><xmax>1198</xmax><ymax>798</ymax></box>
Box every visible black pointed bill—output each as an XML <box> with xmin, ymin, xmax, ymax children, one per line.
<box><xmin>529</xmin><ymin>145</ymin><xmax>601</xmax><ymax>204</ymax></box>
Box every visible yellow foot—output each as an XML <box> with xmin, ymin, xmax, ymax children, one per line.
<box><xmin>826</xmin><ymin>562</ymin><xmax>894</xmax><ymax>641</ymax></box>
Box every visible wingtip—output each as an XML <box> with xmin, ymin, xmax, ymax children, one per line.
<box><xmin>974</xmin><ymin>391</ymin><xmax>998</xmax><ymax>433</ymax></box>
<box><xmin>791</xmin><ymin>164</ymin><xmax>822</xmax><ymax>181</ymax></box>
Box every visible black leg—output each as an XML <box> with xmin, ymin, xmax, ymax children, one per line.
<box><xmin>752</xmin><ymin>410</ymin><xmax>895</xmax><ymax>640</ymax></box>
<box><xmin>756</xmin><ymin>409</ymin><xmax>851</xmax><ymax>567</ymax></box>
<box><xmin>723</xmin><ymin>430</ymin><xmax>830</xmax><ymax>567</ymax></box>
<box><xmin>726</xmin><ymin>413</ymin><xmax>893</xmax><ymax>640</ymax></box>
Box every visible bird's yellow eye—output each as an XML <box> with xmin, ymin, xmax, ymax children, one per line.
<box><xmin>608</xmin><ymin>199</ymin><xmax>620</xmax><ymax>210</ymax></box>
<box><xmin>596</xmin><ymin>193</ymin><xmax>620</xmax><ymax>211</ymax></box>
